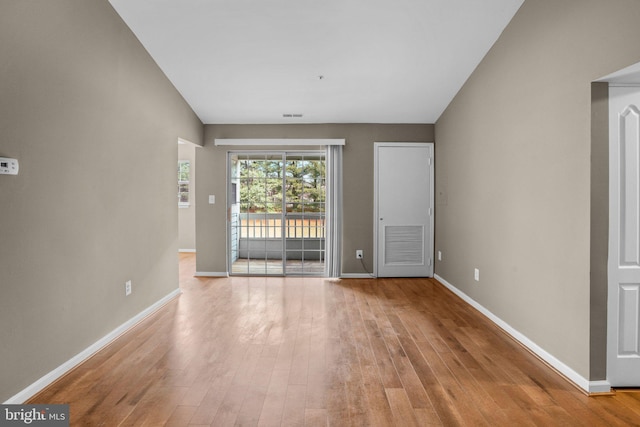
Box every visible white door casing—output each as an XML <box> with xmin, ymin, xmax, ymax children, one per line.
<box><xmin>608</xmin><ymin>85</ymin><xmax>640</xmax><ymax>386</ymax></box>
<box><xmin>375</xmin><ymin>143</ymin><xmax>434</xmax><ymax>277</ymax></box>
<box><xmin>227</xmin><ymin>151</ymin><xmax>327</xmax><ymax>276</ymax></box>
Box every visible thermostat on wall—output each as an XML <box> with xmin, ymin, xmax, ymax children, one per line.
<box><xmin>0</xmin><ymin>157</ymin><xmax>19</xmax><ymax>175</ymax></box>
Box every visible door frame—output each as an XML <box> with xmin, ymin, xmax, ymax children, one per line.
<box><xmin>226</xmin><ymin>150</ymin><xmax>327</xmax><ymax>276</ymax></box>
<box><xmin>373</xmin><ymin>142</ymin><xmax>434</xmax><ymax>277</ymax></box>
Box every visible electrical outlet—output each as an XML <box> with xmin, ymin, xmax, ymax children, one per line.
<box><xmin>0</xmin><ymin>157</ymin><xmax>19</xmax><ymax>175</ymax></box>
<box><xmin>438</xmin><ymin>251</ymin><xmax>442</xmax><ymax>261</ymax></box>
<box><xmin>474</xmin><ymin>268</ymin><xmax>480</xmax><ymax>282</ymax></box>
<box><xmin>356</xmin><ymin>250</ymin><xmax>363</xmax><ymax>259</ymax></box>
<box><xmin>125</xmin><ymin>280</ymin><xmax>132</xmax><ymax>296</ymax></box>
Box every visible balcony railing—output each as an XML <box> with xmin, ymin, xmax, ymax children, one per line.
<box><xmin>235</xmin><ymin>213</ymin><xmax>325</xmax><ymax>239</ymax></box>
<box><xmin>231</xmin><ymin>213</ymin><xmax>326</xmax><ymax>262</ymax></box>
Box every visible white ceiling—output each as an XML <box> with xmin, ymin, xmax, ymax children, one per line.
<box><xmin>109</xmin><ymin>0</ymin><xmax>524</xmax><ymax>124</ymax></box>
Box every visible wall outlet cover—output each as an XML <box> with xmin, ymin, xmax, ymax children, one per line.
<box><xmin>0</xmin><ymin>157</ymin><xmax>19</xmax><ymax>175</ymax></box>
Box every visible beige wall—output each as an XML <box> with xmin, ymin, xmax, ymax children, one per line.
<box><xmin>179</xmin><ymin>142</ymin><xmax>197</xmax><ymax>251</ymax></box>
<box><xmin>0</xmin><ymin>1</ymin><xmax>203</xmax><ymax>401</ymax></box>
<box><xmin>434</xmin><ymin>0</ymin><xmax>640</xmax><ymax>380</ymax></box>
<box><xmin>196</xmin><ymin>124</ymin><xmax>433</xmax><ymax>274</ymax></box>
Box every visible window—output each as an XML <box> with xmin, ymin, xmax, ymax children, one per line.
<box><xmin>228</xmin><ymin>152</ymin><xmax>327</xmax><ymax>275</ymax></box>
<box><xmin>178</xmin><ymin>160</ymin><xmax>190</xmax><ymax>207</ymax></box>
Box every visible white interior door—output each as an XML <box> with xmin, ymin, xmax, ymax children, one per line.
<box><xmin>608</xmin><ymin>85</ymin><xmax>640</xmax><ymax>386</ymax></box>
<box><xmin>375</xmin><ymin>143</ymin><xmax>433</xmax><ymax>277</ymax></box>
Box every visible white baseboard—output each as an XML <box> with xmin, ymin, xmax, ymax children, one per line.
<box><xmin>4</xmin><ymin>288</ymin><xmax>182</xmax><ymax>404</ymax></box>
<box><xmin>179</xmin><ymin>249</ymin><xmax>196</xmax><ymax>253</ymax></box>
<box><xmin>195</xmin><ymin>271</ymin><xmax>229</xmax><ymax>277</ymax></box>
<box><xmin>340</xmin><ymin>273</ymin><xmax>376</xmax><ymax>279</ymax></box>
<box><xmin>434</xmin><ymin>274</ymin><xmax>610</xmax><ymax>394</ymax></box>
<box><xmin>588</xmin><ymin>380</ymin><xmax>612</xmax><ymax>394</ymax></box>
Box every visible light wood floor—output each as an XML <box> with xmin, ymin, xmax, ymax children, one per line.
<box><xmin>30</xmin><ymin>253</ymin><xmax>640</xmax><ymax>426</ymax></box>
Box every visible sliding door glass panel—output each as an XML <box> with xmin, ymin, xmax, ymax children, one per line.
<box><xmin>284</xmin><ymin>153</ymin><xmax>326</xmax><ymax>275</ymax></box>
<box><xmin>230</xmin><ymin>153</ymin><xmax>284</xmax><ymax>275</ymax></box>
<box><xmin>228</xmin><ymin>151</ymin><xmax>325</xmax><ymax>276</ymax></box>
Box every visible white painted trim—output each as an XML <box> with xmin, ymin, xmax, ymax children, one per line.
<box><xmin>588</xmin><ymin>380</ymin><xmax>612</xmax><ymax>394</ymax></box>
<box><xmin>178</xmin><ymin>249</ymin><xmax>196</xmax><ymax>253</ymax></box>
<box><xmin>3</xmin><ymin>288</ymin><xmax>182</xmax><ymax>404</ymax></box>
<box><xmin>214</xmin><ymin>138</ymin><xmax>345</xmax><ymax>146</ymax></box>
<box><xmin>434</xmin><ymin>274</ymin><xmax>600</xmax><ymax>394</ymax></box>
<box><xmin>195</xmin><ymin>271</ymin><xmax>229</xmax><ymax>277</ymax></box>
<box><xmin>608</xmin><ymin>83</ymin><xmax>640</xmax><ymax>87</ymax></box>
<box><xmin>178</xmin><ymin>137</ymin><xmax>201</xmax><ymax>147</ymax></box>
<box><xmin>340</xmin><ymin>273</ymin><xmax>376</xmax><ymax>279</ymax></box>
<box><xmin>374</xmin><ymin>142</ymin><xmax>435</xmax><ymax>147</ymax></box>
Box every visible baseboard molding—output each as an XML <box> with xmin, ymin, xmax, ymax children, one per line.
<box><xmin>340</xmin><ymin>273</ymin><xmax>376</xmax><ymax>279</ymax></box>
<box><xmin>588</xmin><ymin>380</ymin><xmax>613</xmax><ymax>394</ymax></box>
<box><xmin>195</xmin><ymin>271</ymin><xmax>229</xmax><ymax>277</ymax></box>
<box><xmin>434</xmin><ymin>274</ymin><xmax>609</xmax><ymax>394</ymax></box>
<box><xmin>4</xmin><ymin>288</ymin><xmax>182</xmax><ymax>404</ymax></box>
<box><xmin>178</xmin><ymin>249</ymin><xmax>196</xmax><ymax>253</ymax></box>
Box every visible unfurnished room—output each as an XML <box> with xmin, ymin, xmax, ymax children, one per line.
<box><xmin>2</xmin><ymin>0</ymin><xmax>640</xmax><ymax>425</ymax></box>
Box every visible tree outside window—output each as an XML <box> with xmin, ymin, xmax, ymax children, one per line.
<box><xmin>238</xmin><ymin>157</ymin><xmax>325</xmax><ymax>213</ymax></box>
<box><xmin>178</xmin><ymin>160</ymin><xmax>190</xmax><ymax>206</ymax></box>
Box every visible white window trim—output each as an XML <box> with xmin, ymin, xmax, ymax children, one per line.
<box><xmin>214</xmin><ymin>138</ymin><xmax>345</xmax><ymax>146</ymax></box>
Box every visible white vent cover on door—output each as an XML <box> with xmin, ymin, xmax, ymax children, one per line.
<box><xmin>384</xmin><ymin>225</ymin><xmax>424</xmax><ymax>265</ymax></box>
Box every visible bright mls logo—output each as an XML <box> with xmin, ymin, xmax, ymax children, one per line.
<box><xmin>1</xmin><ymin>405</ymin><xmax>69</xmax><ymax>426</ymax></box>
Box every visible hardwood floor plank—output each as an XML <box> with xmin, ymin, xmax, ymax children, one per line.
<box><xmin>235</xmin><ymin>350</ymin><xmax>277</xmax><ymax>427</ymax></box>
<box><xmin>120</xmin><ymin>385</ymin><xmax>188</xmax><ymax>427</ymax></box>
<box><xmin>437</xmin><ymin>351</ymin><xmax>511</xmax><ymax>425</ymax></box>
<box><xmin>164</xmin><ymin>405</ymin><xmax>196</xmax><ymax>427</ymax></box>
<box><xmin>378</xmin><ymin>325</ymin><xmax>432</xmax><ymax>409</ymax></box>
<box><xmin>303</xmin><ymin>408</ymin><xmax>327</xmax><ymax>427</ymax></box>
<box><xmin>384</xmin><ymin>388</ymin><xmax>420</xmax><ymax>427</ymax></box>
<box><xmin>288</xmin><ymin>316</ymin><xmax>311</xmax><ymax>386</ymax></box>
<box><xmin>413</xmin><ymin>407</ymin><xmax>443</xmax><ymax>426</ymax></box>
<box><xmin>324</xmin><ymin>363</ymin><xmax>350</xmax><ymax>427</ymax></box>
<box><xmin>362</xmin><ymin>319</ymin><xmax>403</xmax><ymax>389</ymax></box>
<box><xmin>210</xmin><ymin>344</ymin><xmax>264</xmax><ymax>426</ymax></box>
<box><xmin>257</xmin><ymin>366</ymin><xmax>289</xmax><ymax>427</ymax></box>
<box><xmin>281</xmin><ymin>384</ymin><xmax>307</xmax><ymax>426</ymax></box>
<box><xmin>304</xmin><ymin>338</ymin><xmax>327</xmax><ymax>410</ymax></box>
<box><xmin>617</xmin><ymin>391</ymin><xmax>640</xmax><ymax>417</ymax></box>
<box><xmin>187</xmin><ymin>367</ymin><xmax>235</xmax><ymax>425</ymax></box>
<box><xmin>24</xmin><ymin>254</ymin><xmax>640</xmax><ymax>426</ymax></box>
<box><xmin>360</xmin><ymin>367</ymin><xmax>397</xmax><ymax>427</ymax></box>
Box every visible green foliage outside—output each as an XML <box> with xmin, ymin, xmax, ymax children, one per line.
<box><xmin>237</xmin><ymin>157</ymin><xmax>325</xmax><ymax>213</ymax></box>
<box><xmin>177</xmin><ymin>160</ymin><xmax>190</xmax><ymax>204</ymax></box>
<box><xmin>178</xmin><ymin>161</ymin><xmax>190</xmax><ymax>182</ymax></box>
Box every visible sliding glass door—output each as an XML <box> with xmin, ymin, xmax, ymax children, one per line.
<box><xmin>228</xmin><ymin>151</ymin><xmax>326</xmax><ymax>276</ymax></box>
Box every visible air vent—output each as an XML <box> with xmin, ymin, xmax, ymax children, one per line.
<box><xmin>384</xmin><ymin>225</ymin><xmax>424</xmax><ymax>265</ymax></box>
<box><xmin>283</xmin><ymin>113</ymin><xmax>304</xmax><ymax>118</ymax></box>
